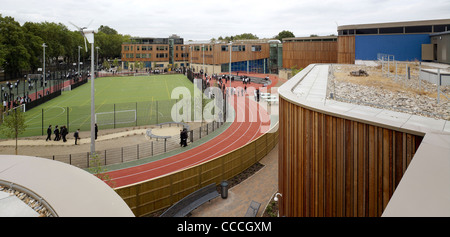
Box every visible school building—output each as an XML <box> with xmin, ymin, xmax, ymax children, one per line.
<box><xmin>120</xmin><ymin>19</ymin><xmax>450</xmax><ymax>77</ymax></box>
<box><xmin>121</xmin><ymin>34</ymin><xmax>189</xmax><ymax>70</ymax></box>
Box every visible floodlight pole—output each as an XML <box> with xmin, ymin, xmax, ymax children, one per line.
<box><xmin>96</xmin><ymin>46</ymin><xmax>100</xmax><ymax>71</ymax></box>
<box><xmin>90</xmin><ymin>41</ymin><xmax>95</xmax><ymax>156</ymax></box>
<box><xmin>42</xmin><ymin>43</ymin><xmax>47</xmax><ymax>84</ymax></box>
<box><xmin>228</xmin><ymin>41</ymin><xmax>232</xmax><ymax>88</ymax></box>
<box><xmin>78</xmin><ymin>46</ymin><xmax>82</xmax><ymax>76</ymax></box>
<box><xmin>202</xmin><ymin>44</ymin><xmax>205</xmax><ymax>78</ymax></box>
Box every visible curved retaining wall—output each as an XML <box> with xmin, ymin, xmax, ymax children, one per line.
<box><xmin>114</xmin><ymin>125</ymin><xmax>278</xmax><ymax>217</ymax></box>
<box><xmin>278</xmin><ymin>64</ymin><xmax>450</xmax><ymax>217</ymax></box>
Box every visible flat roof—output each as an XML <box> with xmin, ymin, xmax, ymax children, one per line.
<box><xmin>283</xmin><ymin>36</ymin><xmax>337</xmax><ymax>42</ymax></box>
<box><xmin>338</xmin><ymin>18</ymin><xmax>450</xmax><ymax>30</ymax></box>
<box><xmin>278</xmin><ymin>63</ymin><xmax>450</xmax><ymax>217</ymax></box>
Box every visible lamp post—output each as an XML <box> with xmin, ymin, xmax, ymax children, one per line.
<box><xmin>42</xmin><ymin>43</ymin><xmax>47</xmax><ymax>85</ymax></box>
<box><xmin>96</xmin><ymin>46</ymin><xmax>100</xmax><ymax>72</ymax></box>
<box><xmin>202</xmin><ymin>44</ymin><xmax>205</xmax><ymax>78</ymax></box>
<box><xmin>228</xmin><ymin>41</ymin><xmax>232</xmax><ymax>89</ymax></box>
<box><xmin>78</xmin><ymin>46</ymin><xmax>82</xmax><ymax>77</ymax></box>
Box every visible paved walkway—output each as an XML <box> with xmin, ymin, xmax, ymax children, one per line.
<box><xmin>190</xmin><ymin>144</ymin><xmax>279</xmax><ymax>217</ymax></box>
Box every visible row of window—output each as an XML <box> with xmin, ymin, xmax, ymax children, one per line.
<box><xmin>123</xmin><ymin>45</ymin><xmax>188</xmax><ymax>51</ymax></box>
<box><xmin>219</xmin><ymin>45</ymin><xmax>262</xmax><ymax>52</ymax></box>
<box><xmin>130</xmin><ymin>38</ymin><xmax>184</xmax><ymax>45</ymax></box>
<box><xmin>125</xmin><ymin>44</ymin><xmax>265</xmax><ymax>52</ymax></box>
<box><xmin>339</xmin><ymin>24</ymin><xmax>450</xmax><ymax>36</ymax></box>
<box><xmin>123</xmin><ymin>53</ymin><xmax>189</xmax><ymax>59</ymax></box>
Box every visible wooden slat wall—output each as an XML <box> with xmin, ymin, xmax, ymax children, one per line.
<box><xmin>337</xmin><ymin>36</ymin><xmax>355</xmax><ymax>64</ymax></box>
<box><xmin>282</xmin><ymin>41</ymin><xmax>338</xmax><ymax>69</ymax></box>
<box><xmin>188</xmin><ymin>43</ymin><xmax>270</xmax><ymax>65</ymax></box>
<box><xmin>278</xmin><ymin>97</ymin><xmax>423</xmax><ymax>217</ymax></box>
<box><xmin>115</xmin><ymin>125</ymin><xmax>279</xmax><ymax>217</ymax></box>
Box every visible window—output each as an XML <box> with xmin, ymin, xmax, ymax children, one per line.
<box><xmin>405</xmin><ymin>25</ymin><xmax>432</xmax><ymax>33</ymax></box>
<box><xmin>434</xmin><ymin>25</ymin><xmax>450</xmax><ymax>32</ymax></box>
<box><xmin>156</xmin><ymin>53</ymin><xmax>167</xmax><ymax>58</ymax></box>
<box><xmin>137</xmin><ymin>46</ymin><xmax>140</xmax><ymax>51</ymax></box>
<box><xmin>232</xmin><ymin>45</ymin><xmax>246</xmax><ymax>51</ymax></box>
<box><xmin>156</xmin><ymin>46</ymin><xmax>168</xmax><ymax>51</ymax></box>
<box><xmin>379</xmin><ymin>27</ymin><xmax>404</xmax><ymax>34</ymax></box>
<box><xmin>251</xmin><ymin>45</ymin><xmax>262</xmax><ymax>52</ymax></box>
<box><xmin>221</xmin><ymin>45</ymin><xmax>228</xmax><ymax>51</ymax></box>
<box><xmin>123</xmin><ymin>46</ymin><xmax>130</xmax><ymax>51</ymax></box>
<box><xmin>355</xmin><ymin>28</ymin><xmax>378</xmax><ymax>35</ymax></box>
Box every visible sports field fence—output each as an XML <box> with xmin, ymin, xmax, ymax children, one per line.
<box><xmin>18</xmin><ymin>94</ymin><xmax>225</xmax><ymax>138</ymax></box>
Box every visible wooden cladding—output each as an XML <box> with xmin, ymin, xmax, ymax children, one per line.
<box><xmin>282</xmin><ymin>41</ymin><xmax>338</xmax><ymax>69</ymax></box>
<box><xmin>189</xmin><ymin>44</ymin><xmax>270</xmax><ymax>65</ymax></box>
<box><xmin>115</xmin><ymin>126</ymin><xmax>278</xmax><ymax>217</ymax></box>
<box><xmin>278</xmin><ymin>97</ymin><xmax>423</xmax><ymax>217</ymax></box>
<box><xmin>337</xmin><ymin>36</ymin><xmax>355</xmax><ymax>64</ymax></box>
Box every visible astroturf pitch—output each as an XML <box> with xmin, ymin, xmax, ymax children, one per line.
<box><xmin>17</xmin><ymin>74</ymin><xmax>200</xmax><ymax>138</ymax></box>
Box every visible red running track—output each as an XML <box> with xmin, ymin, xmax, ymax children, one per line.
<box><xmin>107</xmin><ymin>75</ymin><xmax>280</xmax><ymax>188</ymax></box>
<box><xmin>108</xmin><ymin>95</ymin><xmax>270</xmax><ymax>188</ymax></box>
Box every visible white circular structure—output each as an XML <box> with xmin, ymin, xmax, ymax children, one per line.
<box><xmin>0</xmin><ymin>155</ymin><xmax>134</xmax><ymax>217</ymax></box>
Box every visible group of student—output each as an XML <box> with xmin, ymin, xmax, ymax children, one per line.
<box><xmin>46</xmin><ymin>125</ymin><xmax>70</xmax><ymax>143</ymax></box>
<box><xmin>45</xmin><ymin>123</ymin><xmax>98</xmax><ymax>145</ymax></box>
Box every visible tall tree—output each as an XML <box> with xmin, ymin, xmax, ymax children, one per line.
<box><xmin>0</xmin><ymin>107</ymin><xmax>27</xmax><ymax>155</ymax></box>
<box><xmin>215</xmin><ymin>33</ymin><xmax>259</xmax><ymax>42</ymax></box>
<box><xmin>274</xmin><ymin>30</ymin><xmax>295</xmax><ymax>41</ymax></box>
<box><xmin>0</xmin><ymin>15</ymin><xmax>31</xmax><ymax>78</ymax></box>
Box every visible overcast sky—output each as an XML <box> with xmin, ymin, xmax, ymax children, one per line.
<box><xmin>1</xmin><ymin>0</ymin><xmax>450</xmax><ymax>41</ymax></box>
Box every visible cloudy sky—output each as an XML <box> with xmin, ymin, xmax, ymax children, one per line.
<box><xmin>1</xmin><ymin>0</ymin><xmax>450</xmax><ymax>41</ymax></box>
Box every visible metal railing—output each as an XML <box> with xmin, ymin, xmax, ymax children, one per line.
<box><xmin>43</xmin><ymin>121</ymin><xmax>227</xmax><ymax>169</ymax></box>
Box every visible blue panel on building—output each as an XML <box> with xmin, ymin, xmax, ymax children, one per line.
<box><xmin>355</xmin><ymin>34</ymin><xmax>431</xmax><ymax>61</ymax></box>
<box><xmin>222</xmin><ymin>59</ymin><xmax>268</xmax><ymax>73</ymax></box>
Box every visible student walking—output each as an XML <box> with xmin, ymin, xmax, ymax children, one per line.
<box><xmin>54</xmin><ymin>125</ymin><xmax>60</xmax><ymax>141</ymax></box>
<box><xmin>46</xmin><ymin>125</ymin><xmax>52</xmax><ymax>141</ymax></box>
<box><xmin>74</xmin><ymin>129</ymin><xmax>80</xmax><ymax>145</ymax></box>
<box><xmin>95</xmin><ymin>123</ymin><xmax>98</xmax><ymax>140</ymax></box>
<box><xmin>61</xmin><ymin>126</ymin><xmax>68</xmax><ymax>142</ymax></box>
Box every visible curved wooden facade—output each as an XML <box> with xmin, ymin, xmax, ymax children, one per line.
<box><xmin>278</xmin><ymin>97</ymin><xmax>422</xmax><ymax>217</ymax></box>
<box><xmin>278</xmin><ymin>64</ymin><xmax>426</xmax><ymax>217</ymax></box>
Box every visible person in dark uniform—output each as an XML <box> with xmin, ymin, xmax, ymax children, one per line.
<box><xmin>256</xmin><ymin>88</ymin><xmax>260</xmax><ymax>102</ymax></box>
<box><xmin>74</xmin><ymin>129</ymin><xmax>80</xmax><ymax>145</ymax></box>
<box><xmin>46</xmin><ymin>125</ymin><xmax>52</xmax><ymax>141</ymax></box>
<box><xmin>181</xmin><ymin>128</ymin><xmax>188</xmax><ymax>147</ymax></box>
<box><xmin>61</xmin><ymin>126</ymin><xmax>68</xmax><ymax>142</ymax></box>
<box><xmin>95</xmin><ymin>123</ymin><xmax>98</xmax><ymax>140</ymax></box>
<box><xmin>54</xmin><ymin>125</ymin><xmax>60</xmax><ymax>141</ymax></box>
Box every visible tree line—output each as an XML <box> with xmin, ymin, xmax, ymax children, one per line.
<box><xmin>0</xmin><ymin>14</ymin><xmax>130</xmax><ymax>80</ymax></box>
<box><xmin>211</xmin><ymin>31</ymin><xmax>296</xmax><ymax>43</ymax></box>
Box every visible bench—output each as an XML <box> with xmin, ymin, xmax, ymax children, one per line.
<box><xmin>160</xmin><ymin>183</ymin><xmax>219</xmax><ymax>217</ymax></box>
<box><xmin>244</xmin><ymin>200</ymin><xmax>261</xmax><ymax>217</ymax></box>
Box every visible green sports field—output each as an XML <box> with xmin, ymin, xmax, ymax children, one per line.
<box><xmin>15</xmin><ymin>74</ymin><xmax>201</xmax><ymax>138</ymax></box>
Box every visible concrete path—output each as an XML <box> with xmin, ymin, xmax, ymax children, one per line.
<box><xmin>190</xmin><ymin>144</ymin><xmax>279</xmax><ymax>217</ymax></box>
